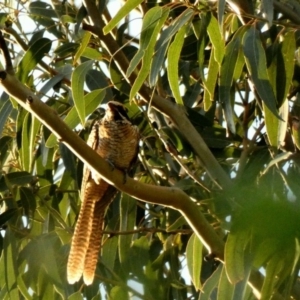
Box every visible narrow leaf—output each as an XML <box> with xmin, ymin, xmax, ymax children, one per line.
<box><xmin>0</xmin><ymin>100</ymin><xmax>12</xmax><ymax>137</ymax></box>
<box><xmin>119</xmin><ymin>194</ymin><xmax>136</xmax><ymax>263</ymax></box>
<box><xmin>199</xmin><ymin>264</ymin><xmax>223</xmax><ymax>300</ymax></box>
<box><xmin>21</xmin><ymin>113</ymin><xmax>31</xmax><ymax>172</ymax></box>
<box><xmin>207</xmin><ymin>14</ymin><xmax>225</xmax><ymax>65</ymax></box>
<box><xmin>217</xmin><ymin>0</ymin><xmax>226</xmax><ymax>30</ymax></box>
<box><xmin>219</xmin><ymin>29</ymin><xmax>244</xmax><ymax>134</ymax></box>
<box><xmin>167</xmin><ymin>24</ymin><xmax>189</xmax><ymax>105</ymax></box>
<box><xmin>150</xmin><ymin>8</ymin><xmax>194</xmax><ymax>86</ymax></box>
<box><xmin>127</xmin><ymin>7</ymin><xmax>165</xmax><ymax>77</ymax></box>
<box><xmin>74</xmin><ymin>31</ymin><xmax>92</xmax><ymax>63</ymax></box>
<box><xmin>3</xmin><ymin>227</ymin><xmax>18</xmax><ymax>295</ymax></box>
<box><xmin>261</xmin><ymin>0</ymin><xmax>274</xmax><ymax>25</ymax></box>
<box><xmin>278</xmin><ymin>31</ymin><xmax>296</xmax><ymax>105</ymax></box>
<box><xmin>225</xmin><ymin>231</ymin><xmax>249</xmax><ymax>283</ymax></box>
<box><xmin>71</xmin><ymin>60</ymin><xmax>94</xmax><ymax>125</ymax></box>
<box><xmin>186</xmin><ymin>233</ymin><xmax>203</xmax><ymax>290</ymax></box>
<box><xmin>103</xmin><ymin>0</ymin><xmax>144</xmax><ymax>34</ymax></box>
<box><xmin>129</xmin><ymin>7</ymin><xmax>169</xmax><ymax>100</ymax></box>
<box><xmin>243</xmin><ymin>26</ymin><xmax>279</xmax><ymax>118</ymax></box>
<box><xmin>204</xmin><ymin>48</ymin><xmax>219</xmax><ymax>110</ymax></box>
<box><xmin>218</xmin><ymin>264</ymin><xmax>234</xmax><ymax>299</ymax></box>
<box><xmin>17</xmin><ymin>38</ymin><xmax>52</xmax><ymax>83</ymax></box>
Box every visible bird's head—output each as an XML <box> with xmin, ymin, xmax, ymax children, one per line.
<box><xmin>105</xmin><ymin>101</ymin><xmax>130</xmax><ymax>122</ymax></box>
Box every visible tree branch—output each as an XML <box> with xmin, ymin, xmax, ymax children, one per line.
<box><xmin>0</xmin><ymin>65</ymin><xmax>225</xmax><ymax>262</ymax></box>
<box><xmin>82</xmin><ymin>0</ymin><xmax>232</xmax><ymax>189</ymax></box>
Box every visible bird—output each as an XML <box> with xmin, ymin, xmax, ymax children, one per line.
<box><xmin>67</xmin><ymin>101</ymin><xmax>140</xmax><ymax>285</ymax></box>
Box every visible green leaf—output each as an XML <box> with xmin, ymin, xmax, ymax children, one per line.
<box><xmin>20</xmin><ymin>112</ymin><xmax>31</xmax><ymax>172</ymax></box>
<box><xmin>219</xmin><ymin>28</ymin><xmax>245</xmax><ymax>134</ymax></box>
<box><xmin>217</xmin><ymin>265</ymin><xmax>234</xmax><ymax>299</ymax></box>
<box><xmin>243</xmin><ymin>26</ymin><xmax>279</xmax><ymax>118</ymax></box>
<box><xmin>17</xmin><ymin>38</ymin><xmax>52</xmax><ymax>83</ymax></box>
<box><xmin>103</xmin><ymin>0</ymin><xmax>144</xmax><ymax>34</ymax></box>
<box><xmin>277</xmin><ymin>31</ymin><xmax>296</xmax><ymax>105</ymax></box>
<box><xmin>102</xmin><ymin>236</ymin><xmax>118</xmax><ymax>271</ymax></box>
<box><xmin>217</xmin><ymin>0</ymin><xmax>226</xmax><ymax>30</ymax></box>
<box><xmin>20</xmin><ymin>187</ymin><xmax>36</xmax><ymax>216</ymax></box>
<box><xmin>127</xmin><ymin>6</ymin><xmax>168</xmax><ymax>77</ymax></box>
<box><xmin>119</xmin><ymin>194</ymin><xmax>136</xmax><ymax>263</ymax></box>
<box><xmin>261</xmin><ymin>252</ymin><xmax>284</xmax><ymax>299</ymax></box>
<box><xmin>199</xmin><ymin>264</ymin><xmax>222</xmax><ymax>300</ymax></box>
<box><xmin>129</xmin><ymin>7</ymin><xmax>169</xmax><ymax>100</ymax></box>
<box><xmin>46</xmin><ymin>88</ymin><xmax>105</xmax><ymax>147</ymax></box>
<box><xmin>263</xmin><ymin>99</ymin><xmax>288</xmax><ymax>148</ymax></box>
<box><xmin>82</xmin><ymin>47</ymin><xmax>103</xmax><ymax>60</ymax></box>
<box><xmin>0</xmin><ymin>209</ymin><xmax>18</xmax><ymax>227</ymax></box>
<box><xmin>17</xmin><ymin>274</ymin><xmax>32</xmax><ymax>299</ymax></box>
<box><xmin>167</xmin><ymin>216</ymin><xmax>187</xmax><ymax>231</ymax></box>
<box><xmin>74</xmin><ymin>31</ymin><xmax>92</xmax><ymax>63</ymax></box>
<box><xmin>29</xmin><ymin>2</ymin><xmax>64</xmax><ymax>39</ymax></box>
<box><xmin>71</xmin><ymin>60</ymin><xmax>94</xmax><ymax>125</ymax></box>
<box><xmin>204</xmin><ymin>48</ymin><xmax>219</xmax><ymax>110</ymax></box>
<box><xmin>0</xmin><ymin>172</ymin><xmax>35</xmax><ymax>192</ymax></box>
<box><xmin>20</xmin><ymin>114</ymin><xmax>41</xmax><ymax>172</ymax></box>
<box><xmin>207</xmin><ymin>14</ymin><xmax>225</xmax><ymax>65</ymax></box>
<box><xmin>0</xmin><ymin>100</ymin><xmax>12</xmax><ymax>136</ymax></box>
<box><xmin>225</xmin><ymin>229</ymin><xmax>249</xmax><ymax>283</ymax></box>
<box><xmin>186</xmin><ymin>233</ymin><xmax>203</xmax><ymax>290</ymax></box>
<box><xmin>29</xmin><ymin>1</ymin><xmax>57</xmax><ymax>19</ymax></box>
<box><xmin>149</xmin><ymin>8</ymin><xmax>194</xmax><ymax>86</ymax></box>
<box><xmin>3</xmin><ymin>227</ymin><xmax>18</xmax><ymax>296</ymax></box>
<box><xmin>261</xmin><ymin>0</ymin><xmax>273</xmax><ymax>25</ymax></box>
<box><xmin>110</xmin><ymin>286</ymin><xmax>129</xmax><ymax>300</ymax></box>
<box><xmin>167</xmin><ymin>23</ymin><xmax>189</xmax><ymax>105</ymax></box>
<box><xmin>54</xmin><ymin>42</ymin><xmax>79</xmax><ymax>57</ymax></box>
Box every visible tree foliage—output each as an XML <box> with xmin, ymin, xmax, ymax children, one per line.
<box><xmin>1</xmin><ymin>0</ymin><xmax>300</xmax><ymax>299</ymax></box>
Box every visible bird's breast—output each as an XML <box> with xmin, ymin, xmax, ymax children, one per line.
<box><xmin>97</xmin><ymin>120</ymin><xmax>139</xmax><ymax>170</ymax></box>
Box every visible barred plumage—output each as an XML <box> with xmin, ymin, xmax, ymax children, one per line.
<box><xmin>67</xmin><ymin>101</ymin><xmax>139</xmax><ymax>285</ymax></box>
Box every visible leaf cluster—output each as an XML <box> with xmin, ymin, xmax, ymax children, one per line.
<box><xmin>1</xmin><ymin>0</ymin><xmax>300</xmax><ymax>299</ymax></box>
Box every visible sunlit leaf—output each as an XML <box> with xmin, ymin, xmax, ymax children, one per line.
<box><xmin>217</xmin><ymin>265</ymin><xmax>234</xmax><ymax>299</ymax></box>
<box><xmin>0</xmin><ymin>100</ymin><xmax>12</xmax><ymax>136</ymax></box>
<box><xmin>243</xmin><ymin>26</ymin><xmax>279</xmax><ymax>118</ymax></box>
<box><xmin>199</xmin><ymin>264</ymin><xmax>222</xmax><ymax>300</ymax></box>
<box><xmin>71</xmin><ymin>60</ymin><xmax>94</xmax><ymax>125</ymax></box>
<box><xmin>129</xmin><ymin>7</ymin><xmax>169</xmax><ymax>100</ymax></box>
<box><xmin>279</xmin><ymin>31</ymin><xmax>295</xmax><ymax>105</ymax></box>
<box><xmin>204</xmin><ymin>48</ymin><xmax>219</xmax><ymax>110</ymax></box>
<box><xmin>207</xmin><ymin>13</ymin><xmax>225</xmax><ymax>65</ymax></box>
<box><xmin>103</xmin><ymin>0</ymin><xmax>144</xmax><ymax>34</ymax></box>
<box><xmin>167</xmin><ymin>23</ymin><xmax>189</xmax><ymax>105</ymax></box>
<box><xmin>74</xmin><ymin>31</ymin><xmax>92</xmax><ymax>63</ymax></box>
<box><xmin>150</xmin><ymin>8</ymin><xmax>194</xmax><ymax>86</ymax></box>
<box><xmin>186</xmin><ymin>233</ymin><xmax>203</xmax><ymax>290</ymax></box>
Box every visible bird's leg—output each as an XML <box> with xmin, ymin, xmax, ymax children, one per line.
<box><xmin>106</xmin><ymin>159</ymin><xmax>115</xmax><ymax>171</ymax></box>
<box><xmin>121</xmin><ymin>169</ymin><xmax>128</xmax><ymax>184</ymax></box>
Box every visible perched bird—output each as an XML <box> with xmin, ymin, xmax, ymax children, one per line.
<box><xmin>67</xmin><ymin>101</ymin><xmax>140</xmax><ymax>285</ymax></box>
